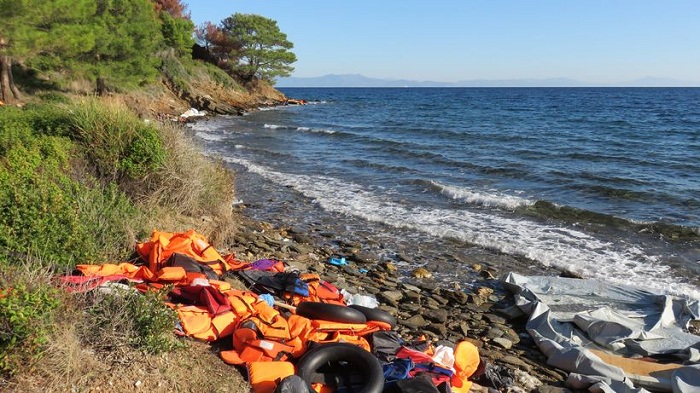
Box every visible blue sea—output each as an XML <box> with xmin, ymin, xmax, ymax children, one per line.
<box><xmin>190</xmin><ymin>87</ymin><xmax>700</xmax><ymax>300</ymax></box>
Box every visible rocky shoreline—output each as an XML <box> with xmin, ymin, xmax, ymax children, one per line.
<box><xmin>223</xmin><ymin>206</ymin><xmax>571</xmax><ymax>392</ymax></box>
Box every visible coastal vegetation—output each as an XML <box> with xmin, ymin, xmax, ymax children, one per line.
<box><xmin>0</xmin><ymin>0</ymin><xmax>294</xmax><ymax>390</ymax></box>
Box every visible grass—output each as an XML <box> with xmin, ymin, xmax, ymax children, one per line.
<box><xmin>0</xmin><ymin>96</ymin><xmax>244</xmax><ymax>391</ymax></box>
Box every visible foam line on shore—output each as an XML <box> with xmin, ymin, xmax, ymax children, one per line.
<box><xmin>223</xmin><ymin>157</ymin><xmax>700</xmax><ymax>301</ymax></box>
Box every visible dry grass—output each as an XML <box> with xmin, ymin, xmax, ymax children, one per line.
<box><xmin>9</xmin><ymin>331</ymin><xmax>249</xmax><ymax>393</ymax></box>
<box><xmin>5</xmin><ymin>277</ymin><xmax>249</xmax><ymax>393</ymax></box>
<box><xmin>135</xmin><ymin>120</ymin><xmax>237</xmax><ymax>243</ymax></box>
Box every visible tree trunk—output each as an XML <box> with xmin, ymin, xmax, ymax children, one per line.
<box><xmin>8</xmin><ymin>58</ymin><xmax>21</xmax><ymax>100</ymax></box>
<box><xmin>96</xmin><ymin>76</ymin><xmax>106</xmax><ymax>96</ymax></box>
<box><xmin>0</xmin><ymin>55</ymin><xmax>12</xmax><ymax>103</ymax></box>
<box><xmin>0</xmin><ymin>55</ymin><xmax>21</xmax><ymax>104</ymax></box>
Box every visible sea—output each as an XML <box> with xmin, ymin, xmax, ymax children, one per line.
<box><xmin>189</xmin><ymin>87</ymin><xmax>700</xmax><ymax>300</ymax></box>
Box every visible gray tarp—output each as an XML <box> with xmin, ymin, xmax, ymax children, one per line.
<box><xmin>501</xmin><ymin>272</ymin><xmax>700</xmax><ymax>392</ymax></box>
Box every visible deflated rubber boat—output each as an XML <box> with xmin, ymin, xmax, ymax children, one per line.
<box><xmin>502</xmin><ymin>272</ymin><xmax>700</xmax><ymax>393</ymax></box>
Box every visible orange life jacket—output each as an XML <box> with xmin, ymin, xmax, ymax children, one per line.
<box><xmin>283</xmin><ymin>273</ymin><xmax>346</xmax><ymax>306</ymax></box>
<box><xmin>451</xmin><ymin>341</ymin><xmax>481</xmax><ymax>393</ymax></box>
<box><xmin>247</xmin><ymin>361</ymin><xmax>296</xmax><ymax>393</ymax></box>
<box><xmin>135</xmin><ymin>229</ymin><xmax>232</xmax><ymax>276</ymax></box>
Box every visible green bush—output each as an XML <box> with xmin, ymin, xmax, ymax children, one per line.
<box><xmin>85</xmin><ymin>287</ymin><xmax>183</xmax><ymax>355</ymax></box>
<box><xmin>0</xmin><ymin>104</ymin><xmax>144</xmax><ymax>269</ymax></box>
<box><xmin>160</xmin><ymin>53</ymin><xmax>192</xmax><ymax>93</ymax></box>
<box><xmin>0</xmin><ymin>274</ymin><xmax>61</xmax><ymax>377</ymax></box>
<box><xmin>69</xmin><ymin>99</ymin><xmax>167</xmax><ymax>183</ymax></box>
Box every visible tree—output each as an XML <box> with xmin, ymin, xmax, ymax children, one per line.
<box><xmin>153</xmin><ymin>0</ymin><xmax>194</xmax><ymax>57</ymax></box>
<box><xmin>153</xmin><ymin>0</ymin><xmax>188</xmax><ymax>18</ymax></box>
<box><xmin>0</xmin><ymin>0</ymin><xmax>95</xmax><ymax>102</ymax></box>
<box><xmin>86</xmin><ymin>0</ymin><xmax>163</xmax><ymax>94</ymax></box>
<box><xmin>219</xmin><ymin>13</ymin><xmax>296</xmax><ymax>83</ymax></box>
<box><xmin>194</xmin><ymin>22</ymin><xmax>241</xmax><ymax>67</ymax></box>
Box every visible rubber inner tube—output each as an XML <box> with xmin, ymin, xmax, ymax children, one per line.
<box><xmin>296</xmin><ymin>301</ymin><xmax>367</xmax><ymax>324</ymax></box>
<box><xmin>296</xmin><ymin>342</ymin><xmax>384</xmax><ymax>393</ymax></box>
<box><xmin>348</xmin><ymin>305</ymin><xmax>397</xmax><ymax>328</ymax></box>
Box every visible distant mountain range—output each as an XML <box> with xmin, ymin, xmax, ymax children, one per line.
<box><xmin>275</xmin><ymin>74</ymin><xmax>700</xmax><ymax>88</ymax></box>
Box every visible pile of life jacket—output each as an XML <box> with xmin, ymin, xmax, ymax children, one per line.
<box><xmin>61</xmin><ymin>229</ymin><xmax>484</xmax><ymax>393</ymax></box>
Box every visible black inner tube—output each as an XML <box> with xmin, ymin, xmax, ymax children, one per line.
<box><xmin>296</xmin><ymin>343</ymin><xmax>384</xmax><ymax>393</ymax></box>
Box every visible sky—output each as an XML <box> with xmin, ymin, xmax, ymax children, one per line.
<box><xmin>186</xmin><ymin>1</ymin><xmax>700</xmax><ymax>84</ymax></box>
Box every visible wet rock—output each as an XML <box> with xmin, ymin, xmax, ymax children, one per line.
<box><xmin>401</xmin><ymin>283</ymin><xmax>422</xmax><ymax>293</ymax></box>
<box><xmin>377</xmin><ymin>261</ymin><xmax>398</xmax><ymax>274</ymax></box>
<box><xmin>430</xmin><ymin>293</ymin><xmax>449</xmax><ymax>306</ymax></box>
<box><xmin>408</xmin><ymin>280</ymin><xmax>439</xmax><ymax>292</ymax></box>
<box><xmin>444</xmin><ymin>289</ymin><xmax>469</xmax><ymax>305</ymax></box>
<box><xmin>395</xmin><ymin>252</ymin><xmax>412</xmax><ymax>262</ymax></box>
<box><xmin>352</xmin><ymin>251</ymin><xmax>379</xmax><ymax>264</ymax></box>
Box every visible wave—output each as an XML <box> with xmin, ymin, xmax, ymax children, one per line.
<box><xmin>222</xmin><ymin>157</ymin><xmax>700</xmax><ymax>300</ymax></box>
<box><xmin>522</xmin><ymin>201</ymin><xmax>700</xmax><ymax>241</ymax></box>
<box><xmin>194</xmin><ymin>131</ymin><xmax>225</xmax><ymax>142</ymax></box>
<box><xmin>425</xmin><ymin>180</ymin><xmax>534</xmax><ymax>210</ymax></box>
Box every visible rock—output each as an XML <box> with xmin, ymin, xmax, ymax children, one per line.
<box><xmin>492</xmin><ymin>337</ymin><xmax>513</xmax><ymax>349</ymax></box>
<box><xmin>536</xmin><ymin>385</ymin><xmax>569</xmax><ymax>393</ymax></box>
<box><xmin>424</xmin><ymin>308</ymin><xmax>449</xmax><ymax>324</ymax></box>
<box><xmin>411</xmin><ymin>267</ymin><xmax>433</xmax><ymax>279</ymax></box>
<box><xmin>351</xmin><ymin>251</ymin><xmax>378</xmax><ymax>264</ymax></box>
<box><xmin>499</xmin><ymin>355</ymin><xmax>533</xmax><ymax>372</ymax></box>
<box><xmin>400</xmin><ymin>283</ymin><xmax>422</xmax><ymax>293</ymax></box>
<box><xmin>403</xmin><ymin>290</ymin><xmax>421</xmax><ymax>303</ymax></box>
<box><xmin>430</xmin><ymin>293</ymin><xmax>449</xmax><ymax>306</ymax></box>
<box><xmin>483</xmin><ymin>313</ymin><xmax>507</xmax><ymax>325</ymax></box>
<box><xmin>400</xmin><ymin>314</ymin><xmax>427</xmax><ymax>330</ymax></box>
<box><xmin>378</xmin><ymin>290</ymin><xmax>403</xmax><ymax>307</ymax></box>
<box><xmin>378</xmin><ymin>261</ymin><xmax>398</xmax><ymax>274</ymax></box>
<box><xmin>427</xmin><ymin>323</ymin><xmax>448</xmax><ymax>336</ymax></box>
<box><xmin>485</xmin><ymin>327</ymin><xmax>504</xmax><ymax>340</ymax></box>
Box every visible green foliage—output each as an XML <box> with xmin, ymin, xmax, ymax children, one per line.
<box><xmin>220</xmin><ymin>13</ymin><xmax>297</xmax><ymax>82</ymax></box>
<box><xmin>160</xmin><ymin>53</ymin><xmax>192</xmax><ymax>93</ymax></box>
<box><xmin>159</xmin><ymin>11</ymin><xmax>195</xmax><ymax>57</ymax></box>
<box><xmin>0</xmin><ymin>104</ymin><xmax>144</xmax><ymax>268</ymax></box>
<box><xmin>85</xmin><ymin>287</ymin><xmax>182</xmax><ymax>354</ymax></box>
<box><xmin>0</xmin><ymin>274</ymin><xmax>61</xmax><ymax>377</ymax></box>
<box><xmin>0</xmin><ymin>130</ymin><xmax>88</xmax><ymax>268</ymax></box>
<box><xmin>69</xmin><ymin>99</ymin><xmax>167</xmax><ymax>182</ymax></box>
<box><xmin>201</xmin><ymin>61</ymin><xmax>239</xmax><ymax>89</ymax></box>
<box><xmin>0</xmin><ymin>0</ymin><xmax>96</xmax><ymax>60</ymax></box>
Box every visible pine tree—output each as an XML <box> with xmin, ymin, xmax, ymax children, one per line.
<box><xmin>219</xmin><ymin>13</ymin><xmax>296</xmax><ymax>83</ymax></box>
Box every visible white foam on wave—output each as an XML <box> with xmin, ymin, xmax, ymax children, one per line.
<box><xmin>224</xmin><ymin>157</ymin><xmax>700</xmax><ymax>301</ymax></box>
<box><xmin>264</xmin><ymin>123</ymin><xmax>288</xmax><ymax>130</ymax></box>
<box><xmin>430</xmin><ymin>180</ymin><xmax>534</xmax><ymax>210</ymax></box>
<box><xmin>188</xmin><ymin>121</ymin><xmax>222</xmax><ymax>133</ymax></box>
<box><xmin>194</xmin><ymin>131</ymin><xmax>225</xmax><ymax>142</ymax></box>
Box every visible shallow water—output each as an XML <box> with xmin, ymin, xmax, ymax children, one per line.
<box><xmin>190</xmin><ymin>87</ymin><xmax>700</xmax><ymax>300</ymax></box>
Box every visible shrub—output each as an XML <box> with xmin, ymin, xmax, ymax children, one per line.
<box><xmin>141</xmin><ymin>121</ymin><xmax>235</xmax><ymax>218</ymax></box>
<box><xmin>0</xmin><ymin>104</ymin><xmax>144</xmax><ymax>269</ymax></box>
<box><xmin>83</xmin><ymin>286</ymin><xmax>183</xmax><ymax>355</ymax></box>
<box><xmin>69</xmin><ymin>99</ymin><xmax>167</xmax><ymax>184</ymax></box>
<box><xmin>0</xmin><ymin>266</ymin><xmax>61</xmax><ymax>378</ymax></box>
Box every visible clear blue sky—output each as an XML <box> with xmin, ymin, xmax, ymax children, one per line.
<box><xmin>186</xmin><ymin>1</ymin><xmax>700</xmax><ymax>84</ymax></box>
